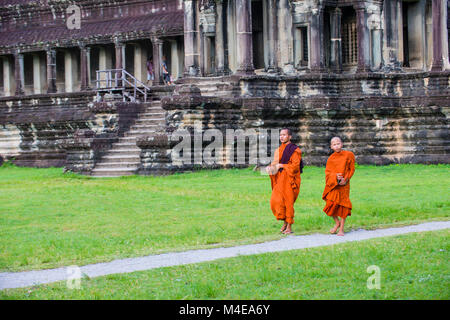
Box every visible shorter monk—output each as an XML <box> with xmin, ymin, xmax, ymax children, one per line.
<box><xmin>322</xmin><ymin>137</ymin><xmax>355</xmax><ymax>236</ymax></box>
<box><xmin>266</xmin><ymin>128</ymin><xmax>302</xmax><ymax>234</ymax></box>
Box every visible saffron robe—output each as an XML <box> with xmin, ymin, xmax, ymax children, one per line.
<box><xmin>269</xmin><ymin>142</ymin><xmax>302</xmax><ymax>224</ymax></box>
<box><xmin>322</xmin><ymin>150</ymin><xmax>355</xmax><ymax>218</ymax></box>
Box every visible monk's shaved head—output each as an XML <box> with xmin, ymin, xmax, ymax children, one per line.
<box><xmin>330</xmin><ymin>136</ymin><xmax>342</xmax><ymax>144</ymax></box>
<box><xmin>330</xmin><ymin>136</ymin><xmax>343</xmax><ymax>153</ymax></box>
<box><xmin>280</xmin><ymin>128</ymin><xmax>292</xmax><ymax>136</ymax></box>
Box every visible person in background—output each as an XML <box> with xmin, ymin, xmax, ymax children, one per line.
<box><xmin>161</xmin><ymin>56</ymin><xmax>172</xmax><ymax>85</ymax></box>
<box><xmin>146</xmin><ymin>58</ymin><xmax>154</xmax><ymax>86</ymax></box>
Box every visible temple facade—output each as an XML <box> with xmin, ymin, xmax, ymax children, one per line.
<box><xmin>0</xmin><ymin>0</ymin><xmax>449</xmax><ymax>176</ymax></box>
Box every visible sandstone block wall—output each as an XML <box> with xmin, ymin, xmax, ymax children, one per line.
<box><xmin>0</xmin><ymin>93</ymin><xmax>146</xmax><ymax>169</ymax></box>
<box><xmin>156</xmin><ymin>72</ymin><xmax>449</xmax><ymax>170</ymax></box>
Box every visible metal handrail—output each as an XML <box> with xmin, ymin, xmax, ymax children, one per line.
<box><xmin>95</xmin><ymin>69</ymin><xmax>150</xmax><ymax>102</ymax></box>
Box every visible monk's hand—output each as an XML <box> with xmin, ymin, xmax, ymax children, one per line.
<box><xmin>339</xmin><ymin>178</ymin><xmax>347</xmax><ymax>185</ymax></box>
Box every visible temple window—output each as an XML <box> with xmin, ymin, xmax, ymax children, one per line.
<box><xmin>251</xmin><ymin>0</ymin><xmax>265</xmax><ymax>70</ymax></box>
<box><xmin>294</xmin><ymin>26</ymin><xmax>309</xmax><ymax>68</ymax></box>
<box><xmin>341</xmin><ymin>7</ymin><xmax>358</xmax><ymax>69</ymax></box>
<box><xmin>204</xmin><ymin>35</ymin><xmax>216</xmax><ymax>75</ymax></box>
<box><xmin>401</xmin><ymin>0</ymin><xmax>432</xmax><ymax>70</ymax></box>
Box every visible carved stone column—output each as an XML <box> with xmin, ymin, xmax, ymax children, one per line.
<box><xmin>14</xmin><ymin>51</ymin><xmax>24</xmax><ymax>95</ymax></box>
<box><xmin>236</xmin><ymin>0</ymin><xmax>254</xmax><ymax>74</ymax></box>
<box><xmin>152</xmin><ymin>37</ymin><xmax>164</xmax><ymax>84</ymax></box>
<box><xmin>3</xmin><ymin>57</ymin><xmax>15</xmax><ymax>96</ymax></box>
<box><xmin>115</xmin><ymin>40</ymin><xmax>124</xmax><ymax>70</ymax></box>
<box><xmin>80</xmin><ymin>44</ymin><xmax>90</xmax><ymax>90</ymax></box>
<box><xmin>356</xmin><ymin>6</ymin><xmax>370</xmax><ymax>72</ymax></box>
<box><xmin>367</xmin><ymin>5</ymin><xmax>383</xmax><ymax>70</ymax></box>
<box><xmin>431</xmin><ymin>0</ymin><xmax>443</xmax><ymax>71</ymax></box>
<box><xmin>114</xmin><ymin>40</ymin><xmax>124</xmax><ymax>86</ymax></box>
<box><xmin>330</xmin><ymin>7</ymin><xmax>342</xmax><ymax>72</ymax></box>
<box><xmin>184</xmin><ymin>0</ymin><xmax>199</xmax><ymax>76</ymax></box>
<box><xmin>266</xmin><ymin>0</ymin><xmax>278</xmax><ymax>72</ymax></box>
<box><xmin>310</xmin><ymin>6</ymin><xmax>325</xmax><ymax>72</ymax></box>
<box><xmin>46</xmin><ymin>47</ymin><xmax>57</xmax><ymax>93</ymax></box>
<box><xmin>383</xmin><ymin>0</ymin><xmax>402</xmax><ymax>69</ymax></box>
<box><xmin>215</xmin><ymin>0</ymin><xmax>226</xmax><ymax>74</ymax></box>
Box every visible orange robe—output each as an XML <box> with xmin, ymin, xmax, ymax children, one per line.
<box><xmin>269</xmin><ymin>143</ymin><xmax>302</xmax><ymax>225</ymax></box>
<box><xmin>322</xmin><ymin>150</ymin><xmax>355</xmax><ymax>218</ymax></box>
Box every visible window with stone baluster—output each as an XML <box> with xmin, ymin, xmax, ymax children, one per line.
<box><xmin>341</xmin><ymin>7</ymin><xmax>357</xmax><ymax>70</ymax></box>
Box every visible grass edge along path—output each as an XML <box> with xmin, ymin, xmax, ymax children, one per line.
<box><xmin>1</xmin><ymin>164</ymin><xmax>449</xmax><ymax>272</ymax></box>
<box><xmin>1</xmin><ymin>228</ymin><xmax>448</xmax><ymax>299</ymax></box>
<box><xmin>0</xmin><ymin>220</ymin><xmax>448</xmax><ymax>291</ymax></box>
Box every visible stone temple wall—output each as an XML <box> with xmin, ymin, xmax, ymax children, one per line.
<box><xmin>135</xmin><ymin>71</ymin><xmax>450</xmax><ymax>175</ymax></box>
<box><xmin>0</xmin><ymin>93</ymin><xmax>146</xmax><ymax>169</ymax></box>
<box><xmin>1</xmin><ymin>68</ymin><xmax>448</xmax><ymax>174</ymax></box>
<box><xmin>0</xmin><ymin>0</ymin><xmax>449</xmax><ymax>175</ymax></box>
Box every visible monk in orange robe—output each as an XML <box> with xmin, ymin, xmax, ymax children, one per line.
<box><xmin>266</xmin><ymin>128</ymin><xmax>302</xmax><ymax>234</ymax></box>
<box><xmin>322</xmin><ymin>137</ymin><xmax>355</xmax><ymax>236</ymax></box>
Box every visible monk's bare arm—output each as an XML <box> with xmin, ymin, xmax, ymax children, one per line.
<box><xmin>266</xmin><ymin>148</ymin><xmax>280</xmax><ymax>175</ymax></box>
<box><xmin>270</xmin><ymin>148</ymin><xmax>280</xmax><ymax>166</ymax></box>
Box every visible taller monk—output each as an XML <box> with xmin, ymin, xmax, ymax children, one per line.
<box><xmin>265</xmin><ymin>128</ymin><xmax>302</xmax><ymax>234</ymax></box>
<box><xmin>322</xmin><ymin>137</ymin><xmax>356</xmax><ymax>236</ymax></box>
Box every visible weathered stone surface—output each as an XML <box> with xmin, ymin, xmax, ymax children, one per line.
<box><xmin>0</xmin><ymin>92</ymin><xmax>149</xmax><ymax>170</ymax></box>
<box><xmin>158</xmin><ymin>72</ymin><xmax>450</xmax><ymax>168</ymax></box>
<box><xmin>0</xmin><ymin>0</ymin><xmax>184</xmax><ymax>55</ymax></box>
<box><xmin>0</xmin><ymin>0</ymin><xmax>449</xmax><ymax>176</ymax></box>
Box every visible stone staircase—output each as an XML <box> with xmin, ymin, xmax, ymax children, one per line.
<box><xmin>90</xmin><ymin>100</ymin><xmax>166</xmax><ymax>177</ymax></box>
<box><xmin>178</xmin><ymin>76</ymin><xmax>235</xmax><ymax>97</ymax></box>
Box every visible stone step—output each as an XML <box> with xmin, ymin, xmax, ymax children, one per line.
<box><xmin>92</xmin><ymin>165</ymin><xmax>137</xmax><ymax>171</ymax></box>
<box><xmin>135</xmin><ymin>117</ymin><xmax>166</xmax><ymax>122</ymax></box>
<box><xmin>138</xmin><ymin>115</ymin><xmax>165</xmax><ymax>121</ymax></box>
<box><xmin>0</xmin><ymin>132</ymin><xmax>21</xmax><ymax>138</ymax></box>
<box><xmin>88</xmin><ymin>98</ymin><xmax>168</xmax><ymax>177</ymax></box>
<box><xmin>132</xmin><ymin>123</ymin><xmax>165</xmax><ymax>129</ymax></box>
<box><xmin>123</xmin><ymin>134</ymin><xmax>161</xmax><ymax>140</ymax></box>
<box><xmin>91</xmin><ymin>169</ymin><xmax>138</xmax><ymax>177</ymax></box>
<box><xmin>105</xmin><ymin>148</ymin><xmax>140</xmax><ymax>154</ymax></box>
<box><xmin>140</xmin><ymin>110</ymin><xmax>165</xmax><ymax>116</ymax></box>
<box><xmin>144</xmin><ymin>103</ymin><xmax>163</xmax><ymax>108</ymax></box>
<box><xmin>125</xmin><ymin>129</ymin><xmax>164</xmax><ymax>136</ymax></box>
<box><xmin>91</xmin><ymin>174</ymin><xmax>135</xmax><ymax>178</ymax></box>
<box><xmin>141</xmin><ymin>107</ymin><xmax>164</xmax><ymax>110</ymax></box>
<box><xmin>101</xmin><ymin>155</ymin><xmax>140</xmax><ymax>161</ymax></box>
<box><xmin>117</xmin><ymin>136</ymin><xmax>137</xmax><ymax>142</ymax></box>
<box><xmin>124</xmin><ymin>132</ymin><xmax>162</xmax><ymax>138</ymax></box>
<box><xmin>94</xmin><ymin>162</ymin><xmax>139</xmax><ymax>169</ymax></box>
<box><xmin>98</xmin><ymin>160</ymin><xmax>140</xmax><ymax>167</ymax></box>
<box><xmin>111</xmin><ymin>142</ymin><xmax>138</xmax><ymax>149</ymax></box>
<box><xmin>0</xmin><ymin>138</ymin><xmax>21</xmax><ymax>143</ymax></box>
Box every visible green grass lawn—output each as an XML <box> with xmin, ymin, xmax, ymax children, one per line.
<box><xmin>0</xmin><ymin>163</ymin><xmax>449</xmax><ymax>272</ymax></box>
<box><xmin>1</xmin><ymin>229</ymin><xmax>448</xmax><ymax>299</ymax></box>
